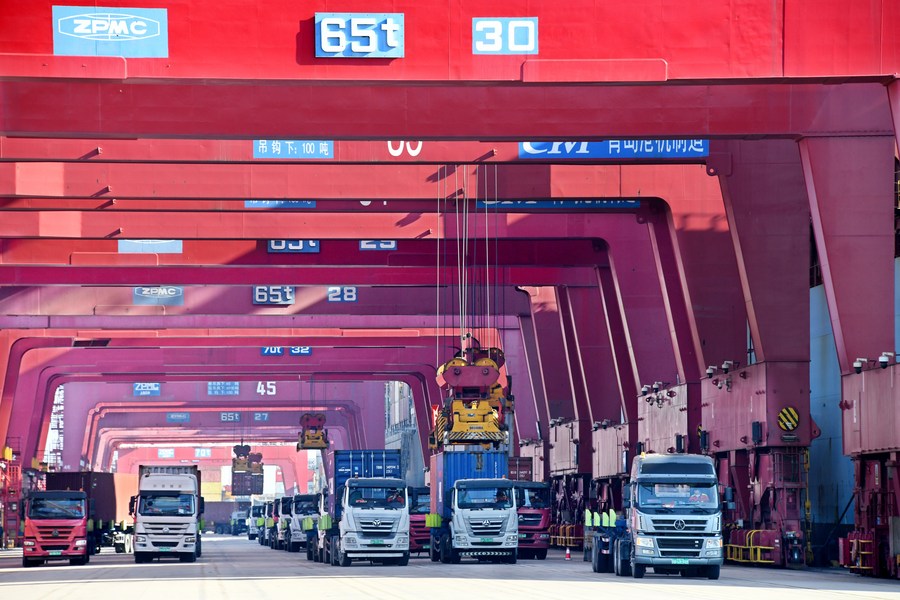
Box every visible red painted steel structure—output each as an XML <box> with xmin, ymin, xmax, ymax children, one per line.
<box><xmin>0</xmin><ymin>0</ymin><xmax>897</xmax><ymax>576</ymax></box>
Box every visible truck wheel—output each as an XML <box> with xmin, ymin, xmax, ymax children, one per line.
<box><xmin>632</xmin><ymin>562</ymin><xmax>645</xmax><ymax>578</ymax></box>
<box><xmin>429</xmin><ymin>535</ymin><xmax>440</xmax><ymax>562</ymax></box>
<box><xmin>134</xmin><ymin>553</ymin><xmax>149</xmax><ymax>564</ymax></box>
<box><xmin>22</xmin><ymin>558</ymin><xmax>36</xmax><ymax>568</ymax></box>
<box><xmin>591</xmin><ymin>544</ymin><xmax>601</xmax><ymax>573</ymax></box>
<box><xmin>180</xmin><ymin>552</ymin><xmax>197</xmax><ymax>563</ymax></box>
<box><xmin>397</xmin><ymin>553</ymin><xmax>409</xmax><ymax>566</ymax></box>
<box><xmin>535</xmin><ymin>548</ymin><xmax>547</xmax><ymax>560</ymax></box>
<box><xmin>339</xmin><ymin>548</ymin><xmax>351</xmax><ymax>567</ymax></box>
<box><xmin>450</xmin><ymin>547</ymin><xmax>461</xmax><ymax>564</ymax></box>
<box><xmin>506</xmin><ymin>551</ymin><xmax>517</xmax><ymax>564</ymax></box>
<box><xmin>439</xmin><ymin>534</ymin><xmax>451</xmax><ymax>564</ymax></box>
<box><xmin>706</xmin><ymin>565</ymin><xmax>721</xmax><ymax>580</ymax></box>
<box><xmin>196</xmin><ymin>536</ymin><xmax>202</xmax><ymax>558</ymax></box>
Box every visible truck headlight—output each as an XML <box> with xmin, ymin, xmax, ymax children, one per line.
<box><xmin>135</xmin><ymin>535</ymin><xmax>147</xmax><ymax>543</ymax></box>
<box><xmin>75</xmin><ymin>539</ymin><xmax>87</xmax><ymax>547</ymax></box>
<box><xmin>704</xmin><ymin>538</ymin><xmax>723</xmax><ymax>548</ymax></box>
<box><xmin>343</xmin><ymin>536</ymin><xmax>358</xmax><ymax>548</ymax></box>
<box><xmin>454</xmin><ymin>535</ymin><xmax>467</xmax><ymax>545</ymax></box>
<box><xmin>23</xmin><ymin>540</ymin><xmax>35</xmax><ymax>547</ymax></box>
<box><xmin>396</xmin><ymin>536</ymin><xmax>408</xmax><ymax>545</ymax></box>
<box><xmin>506</xmin><ymin>535</ymin><xmax>518</xmax><ymax>542</ymax></box>
<box><xmin>635</xmin><ymin>536</ymin><xmax>654</xmax><ymax>548</ymax></box>
<box><xmin>184</xmin><ymin>536</ymin><xmax>196</xmax><ymax>544</ymax></box>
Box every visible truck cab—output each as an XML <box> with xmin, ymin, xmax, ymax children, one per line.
<box><xmin>433</xmin><ymin>478</ymin><xmax>518</xmax><ymax>564</ymax></box>
<box><xmin>131</xmin><ymin>466</ymin><xmax>203</xmax><ymax>564</ymax></box>
<box><xmin>616</xmin><ymin>454</ymin><xmax>723</xmax><ymax>579</ymax></box>
<box><xmin>408</xmin><ymin>486</ymin><xmax>431</xmax><ymax>555</ymax></box>
<box><xmin>275</xmin><ymin>496</ymin><xmax>292</xmax><ymax>550</ymax></box>
<box><xmin>248</xmin><ymin>504</ymin><xmax>264</xmax><ymax>540</ymax></box>
<box><xmin>22</xmin><ymin>491</ymin><xmax>90</xmax><ymax>568</ymax></box>
<box><xmin>329</xmin><ymin>477</ymin><xmax>410</xmax><ymax>566</ymax></box>
<box><xmin>287</xmin><ymin>494</ymin><xmax>319</xmax><ymax>553</ymax></box>
<box><xmin>264</xmin><ymin>501</ymin><xmax>278</xmax><ymax>549</ymax></box>
<box><xmin>513</xmin><ymin>481</ymin><xmax>551</xmax><ymax>560</ymax></box>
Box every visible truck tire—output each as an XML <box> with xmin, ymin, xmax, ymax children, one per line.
<box><xmin>22</xmin><ymin>558</ymin><xmax>37</xmax><ymax>568</ymax></box>
<box><xmin>134</xmin><ymin>553</ymin><xmax>150</xmax><ymax>564</ymax></box>
<box><xmin>535</xmin><ymin>548</ymin><xmax>547</xmax><ymax>560</ymax></box>
<box><xmin>196</xmin><ymin>536</ymin><xmax>202</xmax><ymax>558</ymax></box>
<box><xmin>450</xmin><ymin>546</ymin><xmax>461</xmax><ymax>564</ymax></box>
<box><xmin>706</xmin><ymin>565</ymin><xmax>721</xmax><ymax>580</ymax></box>
<box><xmin>592</xmin><ymin>544</ymin><xmax>601</xmax><ymax>573</ymax></box>
<box><xmin>506</xmin><ymin>551</ymin><xmax>517</xmax><ymax>564</ymax></box>
<box><xmin>180</xmin><ymin>552</ymin><xmax>197</xmax><ymax>563</ymax></box>
<box><xmin>632</xmin><ymin>562</ymin><xmax>645</xmax><ymax>578</ymax></box>
<box><xmin>439</xmin><ymin>534</ymin><xmax>451</xmax><ymax>564</ymax></box>
<box><xmin>397</xmin><ymin>553</ymin><xmax>409</xmax><ymax>566</ymax></box>
<box><xmin>429</xmin><ymin>535</ymin><xmax>440</xmax><ymax>562</ymax></box>
<box><xmin>339</xmin><ymin>548</ymin><xmax>351</xmax><ymax>567</ymax></box>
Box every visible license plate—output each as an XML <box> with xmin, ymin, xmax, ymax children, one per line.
<box><xmin>518</xmin><ymin>533</ymin><xmax>526</xmax><ymax>539</ymax></box>
<box><xmin>158</xmin><ymin>547</ymin><xmax>172</xmax><ymax>552</ymax></box>
<box><xmin>423</xmin><ymin>545</ymin><xmax>430</xmax><ymax>550</ymax></box>
<box><xmin>369</xmin><ymin>540</ymin><xmax>384</xmax><ymax>545</ymax></box>
<box><xmin>479</xmin><ymin>538</ymin><xmax>493</xmax><ymax>543</ymax></box>
<box><xmin>48</xmin><ymin>551</ymin><xmax>62</xmax><ymax>556</ymax></box>
<box><xmin>671</xmin><ymin>558</ymin><xmax>690</xmax><ymax>565</ymax></box>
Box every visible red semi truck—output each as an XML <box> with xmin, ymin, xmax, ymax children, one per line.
<box><xmin>22</xmin><ymin>471</ymin><xmax>136</xmax><ymax>568</ymax></box>
<box><xmin>513</xmin><ymin>481</ymin><xmax>551</xmax><ymax>559</ymax></box>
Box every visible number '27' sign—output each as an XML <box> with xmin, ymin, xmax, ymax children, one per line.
<box><xmin>315</xmin><ymin>13</ymin><xmax>404</xmax><ymax>58</ymax></box>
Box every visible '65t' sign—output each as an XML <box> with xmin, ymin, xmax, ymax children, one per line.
<box><xmin>315</xmin><ymin>13</ymin><xmax>404</xmax><ymax>58</ymax></box>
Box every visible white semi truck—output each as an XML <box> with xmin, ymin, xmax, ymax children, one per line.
<box><xmin>130</xmin><ymin>465</ymin><xmax>204</xmax><ymax>563</ymax></box>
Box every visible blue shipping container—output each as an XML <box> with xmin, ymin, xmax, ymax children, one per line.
<box><xmin>430</xmin><ymin>450</ymin><xmax>509</xmax><ymax>518</ymax></box>
<box><xmin>329</xmin><ymin>450</ymin><xmax>402</xmax><ymax>520</ymax></box>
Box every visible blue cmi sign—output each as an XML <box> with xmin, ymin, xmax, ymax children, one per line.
<box><xmin>53</xmin><ymin>6</ymin><xmax>169</xmax><ymax>57</ymax></box>
<box><xmin>518</xmin><ymin>140</ymin><xmax>709</xmax><ymax>160</ymax></box>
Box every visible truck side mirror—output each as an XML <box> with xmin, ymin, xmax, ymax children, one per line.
<box><xmin>622</xmin><ymin>483</ymin><xmax>632</xmax><ymax>509</ymax></box>
<box><xmin>724</xmin><ymin>487</ymin><xmax>734</xmax><ymax>502</ymax></box>
<box><xmin>199</xmin><ymin>498</ymin><xmax>205</xmax><ymax>514</ymax></box>
<box><xmin>128</xmin><ymin>496</ymin><xmax>136</xmax><ymax>516</ymax></box>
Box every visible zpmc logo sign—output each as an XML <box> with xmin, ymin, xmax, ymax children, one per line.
<box><xmin>53</xmin><ymin>6</ymin><xmax>169</xmax><ymax>57</ymax></box>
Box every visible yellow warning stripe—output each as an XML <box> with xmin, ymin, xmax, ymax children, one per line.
<box><xmin>778</xmin><ymin>407</ymin><xmax>799</xmax><ymax>431</ymax></box>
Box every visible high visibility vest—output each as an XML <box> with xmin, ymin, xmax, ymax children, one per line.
<box><xmin>584</xmin><ymin>509</ymin><xmax>592</xmax><ymax>527</ymax></box>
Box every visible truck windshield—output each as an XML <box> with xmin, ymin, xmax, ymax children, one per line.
<box><xmin>637</xmin><ymin>483</ymin><xmax>718</xmax><ymax>510</ymax></box>
<box><xmin>251</xmin><ymin>506</ymin><xmax>264</xmax><ymax>517</ymax></box>
<box><xmin>293</xmin><ymin>499</ymin><xmax>318</xmax><ymax>514</ymax></box>
<box><xmin>347</xmin><ymin>486</ymin><xmax>406</xmax><ymax>509</ymax></box>
<box><xmin>29</xmin><ymin>498</ymin><xmax>85</xmax><ymax>519</ymax></box>
<box><xmin>139</xmin><ymin>493</ymin><xmax>195</xmax><ymax>516</ymax></box>
<box><xmin>409</xmin><ymin>492</ymin><xmax>431</xmax><ymax>515</ymax></box>
<box><xmin>457</xmin><ymin>487</ymin><xmax>514</xmax><ymax>510</ymax></box>
<box><xmin>515</xmin><ymin>487</ymin><xmax>550</xmax><ymax>509</ymax></box>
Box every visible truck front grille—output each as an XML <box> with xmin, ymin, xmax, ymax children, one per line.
<box><xmin>359</xmin><ymin>518</ymin><xmax>395</xmax><ymax>537</ymax></box>
<box><xmin>650</xmin><ymin>518</ymin><xmax>708</xmax><ymax>532</ymax></box>
<box><xmin>518</xmin><ymin>514</ymin><xmax>542</xmax><ymax>526</ymax></box>
<box><xmin>657</xmin><ymin>538</ymin><xmax>702</xmax><ymax>549</ymax></box>
<box><xmin>469</xmin><ymin>519</ymin><xmax>504</xmax><ymax>537</ymax></box>
<box><xmin>154</xmin><ymin>541</ymin><xmax>179</xmax><ymax>548</ymax></box>
<box><xmin>660</xmin><ymin>550</ymin><xmax>701</xmax><ymax>558</ymax></box>
<box><xmin>36</xmin><ymin>526</ymin><xmax>74</xmax><ymax>538</ymax></box>
<box><xmin>40</xmin><ymin>544</ymin><xmax>69</xmax><ymax>551</ymax></box>
<box><xmin>144</xmin><ymin>523</ymin><xmax>189</xmax><ymax>534</ymax></box>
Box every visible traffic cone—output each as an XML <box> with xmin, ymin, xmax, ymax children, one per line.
<box><xmin>565</xmin><ymin>547</ymin><xmax>571</xmax><ymax>561</ymax></box>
